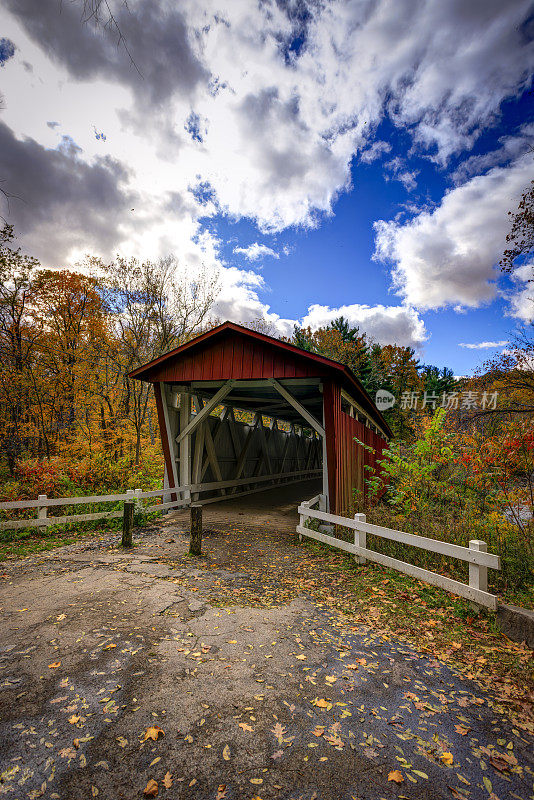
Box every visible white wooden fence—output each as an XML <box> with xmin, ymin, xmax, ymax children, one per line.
<box><xmin>297</xmin><ymin>495</ymin><xmax>500</xmax><ymax>610</ymax></box>
<box><xmin>0</xmin><ymin>468</ymin><xmax>320</xmax><ymax>532</ymax></box>
<box><xmin>0</xmin><ymin>488</ymin><xmax>189</xmax><ymax>531</ymax></box>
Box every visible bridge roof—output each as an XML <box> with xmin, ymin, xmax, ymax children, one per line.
<box><xmin>130</xmin><ymin>321</ymin><xmax>391</xmax><ymax>437</ymax></box>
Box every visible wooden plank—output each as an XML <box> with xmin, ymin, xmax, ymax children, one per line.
<box><xmin>296</xmin><ymin>526</ymin><xmax>498</xmax><ymax>610</ymax></box>
<box><xmin>298</xmin><ymin>507</ymin><xmax>500</xmax><ymax>569</ymax></box>
<box><xmin>0</xmin><ymin>490</ymin><xmax>171</xmax><ymax>510</ymax></box>
<box><xmin>270</xmin><ymin>379</ymin><xmax>325</xmax><ymax>436</ymax></box>
<box><xmin>191</xmin><ymin>468</ymin><xmax>320</xmax><ymax>493</ymax></box>
<box><xmin>176</xmin><ymin>381</ymin><xmax>235</xmax><ymax>444</ymax></box>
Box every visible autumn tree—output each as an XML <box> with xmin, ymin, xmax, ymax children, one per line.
<box><xmin>103</xmin><ymin>255</ymin><xmax>218</xmax><ymax>463</ymax></box>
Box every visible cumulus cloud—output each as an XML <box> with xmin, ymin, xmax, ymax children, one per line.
<box><xmin>0</xmin><ymin>122</ymin><xmax>135</xmax><ymax>264</ymax></box>
<box><xmin>1</xmin><ymin>0</ymin><xmax>533</xmax><ymax>333</ymax></box>
<box><xmin>507</xmin><ymin>262</ymin><xmax>534</xmax><ymax>322</ymax></box>
<box><xmin>374</xmin><ymin>152</ymin><xmax>533</xmax><ymax>311</ymax></box>
<box><xmin>300</xmin><ymin>303</ymin><xmax>427</xmax><ymax>349</ymax></box>
<box><xmin>459</xmin><ymin>341</ymin><xmax>509</xmax><ymax>349</ymax></box>
<box><xmin>233</xmin><ymin>243</ymin><xmax>279</xmax><ymax>261</ymax></box>
<box><xmin>4</xmin><ymin>0</ymin><xmax>206</xmax><ymax>109</ymax></box>
<box><xmin>214</xmin><ymin>266</ymin><xmax>294</xmax><ymax>337</ymax></box>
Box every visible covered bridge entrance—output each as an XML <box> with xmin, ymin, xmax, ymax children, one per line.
<box><xmin>130</xmin><ymin>322</ymin><xmax>391</xmax><ymax>514</ymax></box>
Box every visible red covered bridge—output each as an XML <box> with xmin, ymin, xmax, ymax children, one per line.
<box><xmin>130</xmin><ymin>322</ymin><xmax>390</xmax><ymax>514</ymax></box>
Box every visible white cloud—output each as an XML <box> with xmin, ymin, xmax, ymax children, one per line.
<box><xmin>374</xmin><ymin>152</ymin><xmax>533</xmax><ymax>311</ymax></box>
<box><xmin>459</xmin><ymin>341</ymin><xmax>509</xmax><ymax>349</ymax></box>
<box><xmin>0</xmin><ymin>0</ymin><xmax>533</xmax><ymax>331</ymax></box>
<box><xmin>360</xmin><ymin>140</ymin><xmax>392</xmax><ymax>164</ymax></box>
<box><xmin>301</xmin><ymin>303</ymin><xmax>427</xmax><ymax>349</ymax></box>
<box><xmin>507</xmin><ymin>261</ymin><xmax>534</xmax><ymax>322</ymax></box>
<box><xmin>233</xmin><ymin>242</ymin><xmax>279</xmax><ymax>261</ymax></box>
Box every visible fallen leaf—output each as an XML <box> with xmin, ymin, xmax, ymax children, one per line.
<box><xmin>142</xmin><ymin>726</ymin><xmax>165</xmax><ymax>742</ymax></box>
<box><xmin>271</xmin><ymin>750</ymin><xmax>284</xmax><ymax>760</ymax></box>
<box><xmin>238</xmin><ymin>722</ymin><xmax>254</xmax><ymax>732</ymax></box>
<box><xmin>216</xmin><ymin>786</ymin><xmax>227</xmax><ymax>799</ymax></box>
<box><xmin>162</xmin><ymin>773</ymin><xmax>172</xmax><ymax>789</ymax></box>
<box><xmin>143</xmin><ymin>779</ymin><xmax>158</xmax><ymax>797</ymax></box>
<box><xmin>48</xmin><ymin>662</ymin><xmax>61</xmax><ymax>669</ymax></box>
<box><xmin>388</xmin><ymin>770</ymin><xmax>404</xmax><ymax>784</ymax></box>
<box><xmin>271</xmin><ymin>722</ymin><xmax>287</xmax><ymax>743</ymax></box>
<box><xmin>250</xmin><ymin>778</ymin><xmax>263</xmax><ymax>785</ymax></box>
<box><xmin>222</xmin><ymin>744</ymin><xmax>231</xmax><ymax>761</ymax></box>
<box><xmin>73</xmin><ymin>739</ymin><xmax>80</xmax><ymax>749</ymax></box>
<box><xmin>441</xmin><ymin>752</ymin><xmax>454</xmax><ymax>766</ymax></box>
<box><xmin>68</xmin><ymin>715</ymin><xmax>80</xmax><ymax>725</ymax></box>
<box><xmin>312</xmin><ymin>726</ymin><xmax>325</xmax><ymax>737</ymax></box>
<box><xmin>455</xmin><ymin>725</ymin><xmax>470</xmax><ymax>736</ymax></box>
<box><xmin>313</xmin><ymin>698</ymin><xmax>332</xmax><ymax>710</ymax></box>
<box><xmin>295</xmin><ymin>654</ymin><xmax>306</xmax><ymax>660</ymax></box>
<box><xmin>489</xmin><ymin>755</ymin><xmax>510</xmax><ymax>773</ymax></box>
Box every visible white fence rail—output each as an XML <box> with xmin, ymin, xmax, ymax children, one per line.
<box><xmin>297</xmin><ymin>495</ymin><xmax>500</xmax><ymax>610</ymax></box>
<box><xmin>0</xmin><ymin>488</ymin><xmax>189</xmax><ymax>531</ymax></box>
<box><xmin>0</xmin><ymin>468</ymin><xmax>321</xmax><ymax>532</ymax></box>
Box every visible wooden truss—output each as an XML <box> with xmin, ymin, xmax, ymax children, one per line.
<box><xmin>159</xmin><ymin>380</ymin><xmax>323</xmax><ymax>506</ymax></box>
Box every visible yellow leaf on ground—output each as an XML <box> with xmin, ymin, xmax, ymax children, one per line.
<box><xmin>68</xmin><ymin>715</ymin><xmax>80</xmax><ymax>724</ymax></box>
<box><xmin>143</xmin><ymin>779</ymin><xmax>158</xmax><ymax>797</ymax></box>
<box><xmin>441</xmin><ymin>752</ymin><xmax>454</xmax><ymax>765</ymax></box>
<box><xmin>295</xmin><ymin>654</ymin><xmax>306</xmax><ymax>660</ymax></box>
<box><xmin>216</xmin><ymin>786</ymin><xmax>227</xmax><ymax>799</ymax></box>
<box><xmin>238</xmin><ymin>722</ymin><xmax>254</xmax><ymax>732</ymax></box>
<box><xmin>142</xmin><ymin>726</ymin><xmax>165</xmax><ymax>742</ymax></box>
<box><xmin>222</xmin><ymin>744</ymin><xmax>231</xmax><ymax>760</ymax></box>
<box><xmin>162</xmin><ymin>772</ymin><xmax>172</xmax><ymax>789</ymax></box>
<box><xmin>388</xmin><ymin>770</ymin><xmax>404</xmax><ymax>784</ymax></box>
<box><xmin>48</xmin><ymin>662</ymin><xmax>61</xmax><ymax>669</ymax></box>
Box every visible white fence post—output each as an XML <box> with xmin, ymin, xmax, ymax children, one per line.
<box><xmin>354</xmin><ymin>513</ymin><xmax>366</xmax><ymax>564</ymax></box>
<box><xmin>134</xmin><ymin>488</ymin><xmax>142</xmax><ymax>512</ymax></box>
<box><xmin>469</xmin><ymin>540</ymin><xmax>488</xmax><ymax>608</ymax></box>
<box><xmin>38</xmin><ymin>495</ymin><xmax>47</xmax><ymax>525</ymax></box>
<box><xmin>299</xmin><ymin>501</ymin><xmax>310</xmax><ymax>542</ymax></box>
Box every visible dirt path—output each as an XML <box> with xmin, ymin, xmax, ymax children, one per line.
<box><xmin>0</xmin><ymin>489</ymin><xmax>532</xmax><ymax>799</ymax></box>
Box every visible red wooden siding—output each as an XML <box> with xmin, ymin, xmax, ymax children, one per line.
<box><xmin>144</xmin><ymin>332</ymin><xmax>333</xmax><ymax>383</ymax></box>
<box><xmin>327</xmin><ymin>410</ymin><xmax>387</xmax><ymax>514</ymax></box>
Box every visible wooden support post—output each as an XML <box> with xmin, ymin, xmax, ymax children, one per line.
<box><xmin>121</xmin><ymin>490</ymin><xmax>135</xmax><ymax>547</ymax></box>
<box><xmin>38</xmin><ymin>495</ymin><xmax>47</xmax><ymax>525</ymax></box>
<box><xmin>190</xmin><ymin>504</ymin><xmax>202</xmax><ymax>556</ymax></box>
<box><xmin>179</xmin><ymin>393</ymin><xmax>192</xmax><ymax>503</ymax></box>
<box><xmin>353</xmin><ymin>513</ymin><xmax>367</xmax><ymax>564</ymax></box>
<box><xmin>469</xmin><ymin>539</ymin><xmax>488</xmax><ymax>610</ymax></box>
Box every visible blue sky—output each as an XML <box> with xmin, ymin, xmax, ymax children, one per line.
<box><xmin>1</xmin><ymin>0</ymin><xmax>533</xmax><ymax>376</ymax></box>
